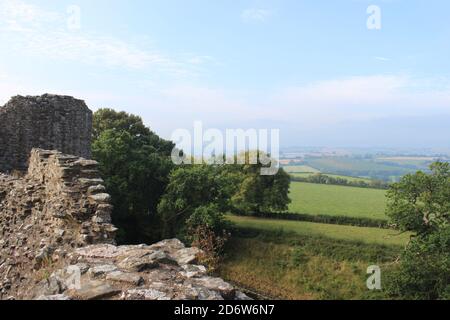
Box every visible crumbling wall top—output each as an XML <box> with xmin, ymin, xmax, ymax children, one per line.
<box><xmin>0</xmin><ymin>94</ymin><xmax>93</xmax><ymax>173</ymax></box>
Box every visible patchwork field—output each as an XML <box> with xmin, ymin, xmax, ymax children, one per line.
<box><xmin>375</xmin><ymin>157</ymin><xmax>435</xmax><ymax>168</ymax></box>
<box><xmin>288</xmin><ymin>182</ymin><xmax>387</xmax><ymax>220</ymax></box>
<box><xmin>301</xmin><ymin>157</ymin><xmax>420</xmax><ymax>181</ymax></box>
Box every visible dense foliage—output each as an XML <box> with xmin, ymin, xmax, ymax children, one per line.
<box><xmin>386</xmin><ymin>162</ymin><xmax>450</xmax><ymax>299</ymax></box>
<box><xmin>158</xmin><ymin>159</ymin><xmax>291</xmax><ymax>236</ymax></box>
<box><xmin>157</xmin><ymin>165</ymin><xmax>236</xmax><ymax>240</ymax></box>
<box><xmin>92</xmin><ymin>109</ymin><xmax>174</xmax><ymax>244</ymax></box>
<box><xmin>230</xmin><ymin>155</ymin><xmax>291</xmax><ymax>216</ymax></box>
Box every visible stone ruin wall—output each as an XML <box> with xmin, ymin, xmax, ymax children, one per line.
<box><xmin>0</xmin><ymin>149</ymin><xmax>117</xmax><ymax>298</ymax></box>
<box><xmin>0</xmin><ymin>94</ymin><xmax>92</xmax><ymax>172</ymax></box>
<box><xmin>0</xmin><ymin>150</ymin><xmax>248</xmax><ymax>301</ymax></box>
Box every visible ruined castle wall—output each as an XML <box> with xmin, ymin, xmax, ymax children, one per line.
<box><xmin>0</xmin><ymin>94</ymin><xmax>92</xmax><ymax>172</ymax></box>
<box><xmin>0</xmin><ymin>149</ymin><xmax>116</xmax><ymax>297</ymax></box>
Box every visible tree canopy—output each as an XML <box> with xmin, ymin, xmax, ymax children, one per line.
<box><xmin>92</xmin><ymin>109</ymin><xmax>174</xmax><ymax>244</ymax></box>
<box><xmin>386</xmin><ymin>162</ymin><xmax>450</xmax><ymax>300</ymax></box>
<box><xmin>387</xmin><ymin>162</ymin><xmax>450</xmax><ymax>235</ymax></box>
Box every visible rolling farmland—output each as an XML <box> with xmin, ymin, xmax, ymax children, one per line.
<box><xmin>288</xmin><ymin>182</ymin><xmax>387</xmax><ymax>220</ymax></box>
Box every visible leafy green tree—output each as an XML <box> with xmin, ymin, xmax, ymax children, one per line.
<box><xmin>157</xmin><ymin>165</ymin><xmax>236</xmax><ymax>239</ymax></box>
<box><xmin>93</xmin><ymin>108</ymin><xmax>174</xmax><ymax>154</ymax></box>
<box><xmin>93</xmin><ymin>108</ymin><xmax>149</xmax><ymax>139</ymax></box>
<box><xmin>158</xmin><ymin>152</ymin><xmax>291</xmax><ymax>236</ymax></box>
<box><xmin>92</xmin><ymin>109</ymin><xmax>174</xmax><ymax>244</ymax></box>
<box><xmin>387</xmin><ymin>162</ymin><xmax>450</xmax><ymax>235</ymax></box>
<box><xmin>157</xmin><ymin>164</ymin><xmax>237</xmax><ymax>270</ymax></box>
<box><xmin>229</xmin><ymin>153</ymin><xmax>291</xmax><ymax>215</ymax></box>
<box><xmin>387</xmin><ymin>226</ymin><xmax>450</xmax><ymax>300</ymax></box>
<box><xmin>386</xmin><ymin>162</ymin><xmax>450</xmax><ymax>299</ymax></box>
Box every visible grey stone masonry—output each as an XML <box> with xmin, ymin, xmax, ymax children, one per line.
<box><xmin>0</xmin><ymin>94</ymin><xmax>92</xmax><ymax>172</ymax></box>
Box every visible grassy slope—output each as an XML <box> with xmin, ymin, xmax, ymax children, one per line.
<box><xmin>219</xmin><ymin>230</ymin><xmax>403</xmax><ymax>300</ymax></box>
<box><xmin>228</xmin><ymin>215</ymin><xmax>410</xmax><ymax>246</ymax></box>
<box><xmin>289</xmin><ymin>182</ymin><xmax>387</xmax><ymax>220</ymax></box>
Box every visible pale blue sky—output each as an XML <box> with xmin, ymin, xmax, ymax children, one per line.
<box><xmin>0</xmin><ymin>0</ymin><xmax>449</xmax><ymax>148</ymax></box>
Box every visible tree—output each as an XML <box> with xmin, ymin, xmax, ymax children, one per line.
<box><xmin>387</xmin><ymin>226</ymin><xmax>450</xmax><ymax>300</ymax></box>
<box><xmin>93</xmin><ymin>108</ymin><xmax>149</xmax><ymax>139</ymax></box>
<box><xmin>386</xmin><ymin>162</ymin><xmax>450</xmax><ymax>299</ymax></box>
<box><xmin>92</xmin><ymin>109</ymin><xmax>174</xmax><ymax>244</ymax></box>
<box><xmin>387</xmin><ymin>162</ymin><xmax>450</xmax><ymax>235</ymax></box>
<box><xmin>92</xmin><ymin>108</ymin><xmax>174</xmax><ymax>154</ymax></box>
<box><xmin>229</xmin><ymin>152</ymin><xmax>291</xmax><ymax>215</ymax></box>
<box><xmin>157</xmin><ymin>164</ymin><xmax>236</xmax><ymax>239</ymax></box>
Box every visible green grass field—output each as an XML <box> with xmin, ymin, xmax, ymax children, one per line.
<box><xmin>288</xmin><ymin>182</ymin><xmax>387</xmax><ymax>220</ymax></box>
<box><xmin>228</xmin><ymin>215</ymin><xmax>410</xmax><ymax>246</ymax></box>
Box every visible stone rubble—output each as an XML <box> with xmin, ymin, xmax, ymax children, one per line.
<box><xmin>31</xmin><ymin>239</ymin><xmax>249</xmax><ymax>300</ymax></box>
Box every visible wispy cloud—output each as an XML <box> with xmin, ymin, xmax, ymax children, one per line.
<box><xmin>241</xmin><ymin>8</ymin><xmax>272</xmax><ymax>24</ymax></box>
<box><xmin>374</xmin><ymin>56</ymin><xmax>391</xmax><ymax>62</ymax></box>
<box><xmin>0</xmin><ymin>0</ymin><xmax>201</xmax><ymax>76</ymax></box>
